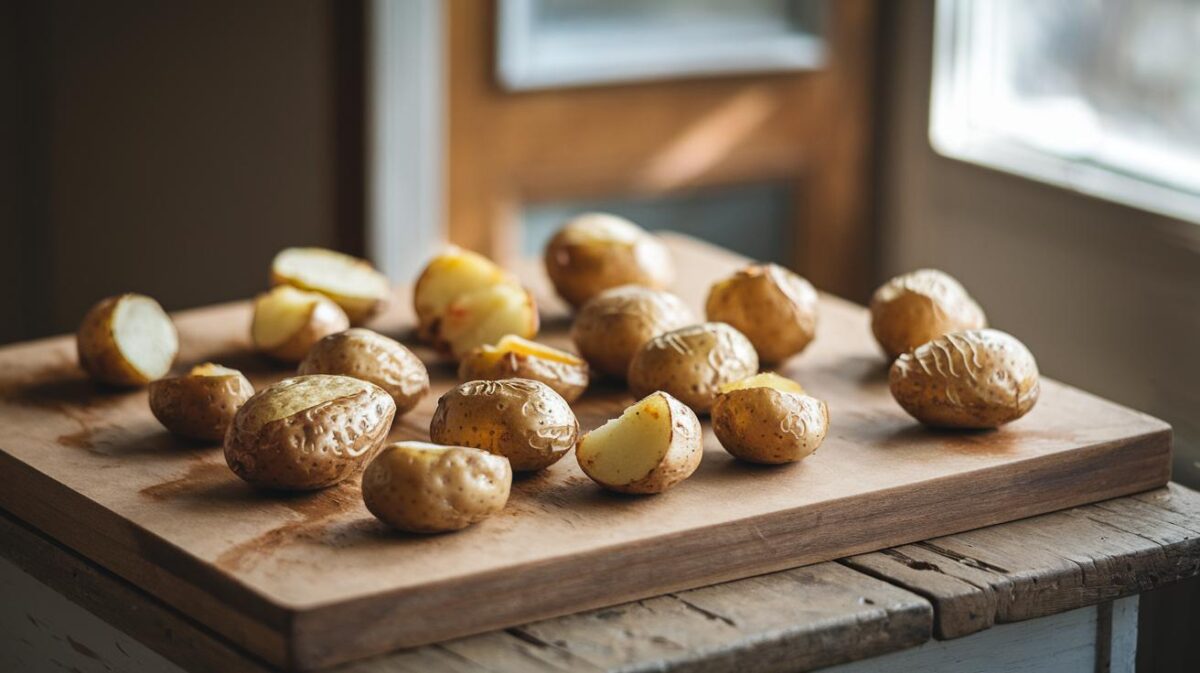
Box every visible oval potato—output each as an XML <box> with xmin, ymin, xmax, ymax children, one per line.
<box><xmin>870</xmin><ymin>269</ymin><xmax>986</xmax><ymax>359</ymax></box>
<box><xmin>705</xmin><ymin>264</ymin><xmax>818</xmax><ymax>363</ymax></box>
<box><xmin>299</xmin><ymin>328</ymin><xmax>430</xmax><ymax>416</ymax></box>
<box><xmin>224</xmin><ymin>375</ymin><xmax>396</xmax><ymax>490</ymax></box>
<box><xmin>627</xmin><ymin>322</ymin><xmax>759</xmax><ymax>413</ymax></box>
<box><xmin>149</xmin><ymin>363</ymin><xmax>255</xmax><ymax>442</ymax></box>
<box><xmin>576</xmin><ymin>391</ymin><xmax>702</xmax><ymax>494</ymax></box>
<box><xmin>544</xmin><ymin>213</ymin><xmax>674</xmax><ymax>309</ymax></box>
<box><xmin>571</xmin><ymin>285</ymin><xmax>695</xmax><ymax>379</ymax></box>
<box><xmin>457</xmin><ymin>335</ymin><xmax>589</xmax><ymax>403</ymax></box>
<box><xmin>711</xmin><ymin>372</ymin><xmax>829</xmax><ymax>464</ymax></box>
<box><xmin>251</xmin><ymin>286</ymin><xmax>350</xmax><ymax>363</ymax></box>
<box><xmin>77</xmin><ymin>293</ymin><xmax>178</xmax><ymax>386</ymax></box>
<box><xmin>889</xmin><ymin>329</ymin><xmax>1040</xmax><ymax>429</ymax></box>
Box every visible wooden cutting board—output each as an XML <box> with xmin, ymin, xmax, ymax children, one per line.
<box><xmin>0</xmin><ymin>235</ymin><xmax>1171</xmax><ymax>671</ymax></box>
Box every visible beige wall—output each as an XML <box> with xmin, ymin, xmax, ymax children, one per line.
<box><xmin>881</xmin><ymin>1</ymin><xmax>1200</xmax><ymax>488</ymax></box>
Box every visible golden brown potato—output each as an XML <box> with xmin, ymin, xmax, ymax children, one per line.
<box><xmin>429</xmin><ymin>379</ymin><xmax>578</xmax><ymax>471</ymax></box>
<box><xmin>271</xmin><ymin>247</ymin><xmax>391</xmax><ymax>324</ymax></box>
<box><xmin>457</xmin><ymin>335</ymin><xmax>589</xmax><ymax>403</ymax></box>
<box><xmin>362</xmin><ymin>441</ymin><xmax>512</xmax><ymax>533</ymax></box>
<box><xmin>148</xmin><ymin>363</ymin><xmax>255</xmax><ymax>442</ymax></box>
<box><xmin>298</xmin><ymin>328</ymin><xmax>429</xmax><ymax>416</ymax></box>
<box><xmin>438</xmin><ymin>283</ymin><xmax>539</xmax><ymax>360</ymax></box>
<box><xmin>543</xmin><ymin>213</ymin><xmax>674</xmax><ymax>309</ymax></box>
<box><xmin>711</xmin><ymin>372</ymin><xmax>829</xmax><ymax>464</ymax></box>
<box><xmin>705</xmin><ymin>264</ymin><xmax>818</xmax><ymax>363</ymax></box>
<box><xmin>627</xmin><ymin>322</ymin><xmax>759</xmax><ymax>413</ymax></box>
<box><xmin>889</xmin><ymin>329</ymin><xmax>1040</xmax><ymax>429</ymax></box>
<box><xmin>576</xmin><ymin>391</ymin><xmax>702</xmax><ymax>494</ymax></box>
<box><xmin>224</xmin><ymin>375</ymin><xmax>396</xmax><ymax>490</ymax></box>
<box><xmin>77</xmin><ymin>293</ymin><xmax>178</xmax><ymax>387</ymax></box>
<box><xmin>870</xmin><ymin>269</ymin><xmax>987</xmax><ymax>359</ymax></box>
<box><xmin>412</xmin><ymin>247</ymin><xmax>521</xmax><ymax>344</ymax></box>
<box><xmin>251</xmin><ymin>286</ymin><xmax>350</xmax><ymax>363</ymax></box>
<box><xmin>571</xmin><ymin>285</ymin><xmax>695</xmax><ymax>380</ymax></box>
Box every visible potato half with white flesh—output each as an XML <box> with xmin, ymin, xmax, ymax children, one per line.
<box><xmin>706</xmin><ymin>264</ymin><xmax>819</xmax><ymax>364</ymax></box>
<box><xmin>251</xmin><ymin>286</ymin><xmax>350</xmax><ymax>363</ymax></box>
<box><xmin>148</xmin><ymin>363</ymin><xmax>255</xmax><ymax>442</ymax></box>
<box><xmin>362</xmin><ymin>441</ymin><xmax>512</xmax><ymax>533</ymax></box>
<box><xmin>576</xmin><ymin>392</ymin><xmax>702</xmax><ymax>494</ymax></box>
<box><xmin>413</xmin><ymin>247</ymin><xmax>518</xmax><ymax>342</ymax></box>
<box><xmin>711</xmin><ymin>372</ymin><xmax>829</xmax><ymax>464</ymax></box>
<box><xmin>77</xmin><ymin>293</ymin><xmax>179</xmax><ymax>387</ymax></box>
<box><xmin>430</xmin><ymin>379</ymin><xmax>578</xmax><ymax>472</ymax></box>
<box><xmin>271</xmin><ymin>247</ymin><xmax>391</xmax><ymax>324</ymax></box>
<box><xmin>438</xmin><ymin>284</ymin><xmax>540</xmax><ymax>360</ymax></box>
<box><xmin>544</xmin><ymin>213</ymin><xmax>674</xmax><ymax>309</ymax></box>
<box><xmin>224</xmin><ymin>375</ymin><xmax>396</xmax><ymax>490</ymax></box>
<box><xmin>627</xmin><ymin>322</ymin><xmax>759</xmax><ymax>413</ymax></box>
<box><xmin>299</xmin><ymin>328</ymin><xmax>429</xmax><ymax>416</ymax></box>
<box><xmin>457</xmin><ymin>335</ymin><xmax>589</xmax><ymax>403</ymax></box>
<box><xmin>870</xmin><ymin>269</ymin><xmax>987</xmax><ymax>359</ymax></box>
<box><xmin>571</xmin><ymin>285</ymin><xmax>695</xmax><ymax>380</ymax></box>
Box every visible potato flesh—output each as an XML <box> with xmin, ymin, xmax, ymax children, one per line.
<box><xmin>113</xmin><ymin>295</ymin><xmax>178</xmax><ymax>380</ymax></box>
<box><xmin>189</xmin><ymin>362</ymin><xmax>239</xmax><ymax>377</ymax></box>
<box><xmin>720</xmin><ymin>372</ymin><xmax>804</xmax><ymax>395</ymax></box>
<box><xmin>441</xmin><ymin>285</ymin><xmax>536</xmax><ymax>357</ymax></box>
<box><xmin>577</xmin><ymin>394</ymin><xmax>671</xmax><ymax>486</ymax></box>
<box><xmin>237</xmin><ymin>375</ymin><xmax>369</xmax><ymax>434</ymax></box>
<box><xmin>273</xmin><ymin>247</ymin><xmax>389</xmax><ymax>301</ymax></box>
<box><xmin>415</xmin><ymin>249</ymin><xmax>512</xmax><ymax>320</ymax></box>
<box><xmin>485</xmin><ymin>335</ymin><xmax>582</xmax><ymax>366</ymax></box>
<box><xmin>252</xmin><ymin>286</ymin><xmax>321</xmax><ymax>348</ymax></box>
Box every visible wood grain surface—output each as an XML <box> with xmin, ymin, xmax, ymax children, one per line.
<box><xmin>0</xmin><ymin>235</ymin><xmax>1172</xmax><ymax>670</ymax></box>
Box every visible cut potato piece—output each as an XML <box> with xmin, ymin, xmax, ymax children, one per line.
<box><xmin>712</xmin><ymin>372</ymin><xmax>828</xmax><ymax>464</ymax></box>
<box><xmin>439</xmin><ymin>284</ymin><xmax>539</xmax><ymax>359</ymax></box>
<box><xmin>271</xmin><ymin>247</ymin><xmax>391</xmax><ymax>324</ymax></box>
<box><xmin>251</xmin><ymin>286</ymin><xmax>350</xmax><ymax>363</ymax></box>
<box><xmin>77</xmin><ymin>293</ymin><xmax>178</xmax><ymax>387</ymax></box>
<box><xmin>718</xmin><ymin>371</ymin><xmax>805</xmax><ymax>395</ymax></box>
<box><xmin>413</xmin><ymin>247</ymin><xmax>516</xmax><ymax>342</ymax></box>
<box><xmin>576</xmin><ymin>391</ymin><xmax>702</xmax><ymax>494</ymax></box>
<box><xmin>457</xmin><ymin>335</ymin><xmax>588</xmax><ymax>402</ymax></box>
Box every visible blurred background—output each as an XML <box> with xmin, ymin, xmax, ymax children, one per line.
<box><xmin>2</xmin><ymin>0</ymin><xmax>1198</xmax><ymax>495</ymax></box>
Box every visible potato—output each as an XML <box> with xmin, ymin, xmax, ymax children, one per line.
<box><xmin>298</xmin><ymin>328</ymin><xmax>429</xmax><ymax>416</ymax></box>
<box><xmin>362</xmin><ymin>441</ymin><xmax>512</xmax><ymax>533</ymax></box>
<box><xmin>576</xmin><ymin>391</ymin><xmax>702</xmax><ymax>494</ymax></box>
<box><xmin>224</xmin><ymin>375</ymin><xmax>396</xmax><ymax>490</ymax></box>
<box><xmin>429</xmin><ymin>379</ymin><xmax>578</xmax><ymax>472</ymax></box>
<box><xmin>711</xmin><ymin>372</ymin><xmax>829</xmax><ymax>464</ymax></box>
<box><xmin>889</xmin><ymin>329</ymin><xmax>1040</xmax><ymax>429</ymax></box>
<box><xmin>870</xmin><ymin>269</ymin><xmax>987</xmax><ymax>359</ymax></box>
<box><xmin>412</xmin><ymin>246</ymin><xmax>520</xmax><ymax>343</ymax></box>
<box><xmin>251</xmin><ymin>285</ymin><xmax>350</xmax><ymax>363</ymax></box>
<box><xmin>705</xmin><ymin>264</ymin><xmax>819</xmax><ymax>363</ymax></box>
<box><xmin>438</xmin><ymin>283</ymin><xmax>540</xmax><ymax>360</ymax></box>
<box><xmin>571</xmin><ymin>285</ymin><xmax>695</xmax><ymax>380</ymax></box>
<box><xmin>457</xmin><ymin>335</ymin><xmax>589</xmax><ymax>403</ymax></box>
<box><xmin>627</xmin><ymin>322</ymin><xmax>759</xmax><ymax>413</ymax></box>
<box><xmin>271</xmin><ymin>247</ymin><xmax>391</xmax><ymax>324</ymax></box>
<box><xmin>77</xmin><ymin>293</ymin><xmax>178</xmax><ymax>387</ymax></box>
<box><xmin>148</xmin><ymin>363</ymin><xmax>255</xmax><ymax>442</ymax></box>
<box><xmin>543</xmin><ymin>213</ymin><xmax>674</xmax><ymax>309</ymax></box>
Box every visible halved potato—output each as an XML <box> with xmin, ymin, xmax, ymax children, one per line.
<box><xmin>627</xmin><ymin>322</ymin><xmax>759</xmax><ymax>413</ymax></box>
<box><xmin>571</xmin><ymin>285</ymin><xmax>695</xmax><ymax>380</ymax></box>
<box><xmin>298</xmin><ymin>328</ymin><xmax>430</xmax><ymax>416</ymax></box>
<box><xmin>457</xmin><ymin>335</ymin><xmax>589</xmax><ymax>403</ymax></box>
<box><xmin>413</xmin><ymin>247</ymin><xmax>517</xmax><ymax>342</ymax></box>
<box><xmin>251</xmin><ymin>285</ymin><xmax>350</xmax><ymax>363</ymax></box>
<box><xmin>271</xmin><ymin>247</ymin><xmax>391</xmax><ymax>324</ymax></box>
<box><xmin>362</xmin><ymin>441</ymin><xmax>512</xmax><ymax>533</ymax></box>
<box><xmin>148</xmin><ymin>363</ymin><xmax>255</xmax><ymax>441</ymax></box>
<box><xmin>711</xmin><ymin>372</ymin><xmax>829</xmax><ymax>464</ymax></box>
<box><xmin>77</xmin><ymin>293</ymin><xmax>178</xmax><ymax>387</ymax></box>
<box><xmin>438</xmin><ymin>284</ymin><xmax>539</xmax><ymax>360</ymax></box>
<box><xmin>544</xmin><ymin>213</ymin><xmax>674</xmax><ymax>309</ymax></box>
<box><xmin>576</xmin><ymin>391</ymin><xmax>702</xmax><ymax>494</ymax></box>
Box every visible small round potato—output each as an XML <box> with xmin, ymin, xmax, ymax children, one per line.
<box><xmin>362</xmin><ymin>441</ymin><xmax>512</xmax><ymax>533</ymax></box>
<box><xmin>706</xmin><ymin>264</ymin><xmax>818</xmax><ymax>363</ymax></box>
<box><xmin>298</xmin><ymin>328</ymin><xmax>429</xmax><ymax>416</ymax></box>
<box><xmin>251</xmin><ymin>286</ymin><xmax>350</xmax><ymax>363</ymax></box>
<box><xmin>627</xmin><ymin>322</ymin><xmax>759</xmax><ymax>413</ymax></box>
<box><xmin>271</xmin><ymin>247</ymin><xmax>391</xmax><ymax>324</ymax></box>
<box><xmin>711</xmin><ymin>372</ymin><xmax>829</xmax><ymax>464</ymax></box>
<box><xmin>576</xmin><ymin>391</ymin><xmax>702</xmax><ymax>495</ymax></box>
<box><xmin>148</xmin><ymin>363</ymin><xmax>255</xmax><ymax>442</ymax></box>
<box><xmin>457</xmin><ymin>335</ymin><xmax>589</xmax><ymax>403</ymax></box>
<box><xmin>571</xmin><ymin>285</ymin><xmax>695</xmax><ymax>380</ymax></box>
<box><xmin>429</xmin><ymin>379</ymin><xmax>578</xmax><ymax>472</ymax></box>
<box><xmin>544</xmin><ymin>213</ymin><xmax>674</xmax><ymax>309</ymax></box>
<box><xmin>889</xmin><ymin>329</ymin><xmax>1040</xmax><ymax>429</ymax></box>
<box><xmin>224</xmin><ymin>375</ymin><xmax>396</xmax><ymax>490</ymax></box>
<box><xmin>870</xmin><ymin>269</ymin><xmax>987</xmax><ymax>359</ymax></box>
<box><xmin>77</xmin><ymin>293</ymin><xmax>178</xmax><ymax>387</ymax></box>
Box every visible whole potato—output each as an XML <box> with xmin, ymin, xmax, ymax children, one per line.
<box><xmin>544</xmin><ymin>213</ymin><xmax>674</xmax><ymax>309</ymax></box>
<box><xmin>251</xmin><ymin>286</ymin><xmax>350</xmax><ymax>363</ymax></box>
<box><xmin>149</xmin><ymin>363</ymin><xmax>255</xmax><ymax>442</ymax></box>
<box><xmin>705</xmin><ymin>264</ymin><xmax>818</xmax><ymax>363</ymax></box>
<box><xmin>627</xmin><ymin>322</ymin><xmax>759</xmax><ymax>413</ymax></box>
<box><xmin>711</xmin><ymin>373</ymin><xmax>829</xmax><ymax>464</ymax></box>
<box><xmin>571</xmin><ymin>285</ymin><xmax>695</xmax><ymax>379</ymax></box>
<box><xmin>224</xmin><ymin>375</ymin><xmax>396</xmax><ymax>490</ymax></box>
<box><xmin>362</xmin><ymin>441</ymin><xmax>512</xmax><ymax>533</ymax></box>
<box><xmin>77</xmin><ymin>293</ymin><xmax>178</xmax><ymax>386</ymax></box>
<box><xmin>870</xmin><ymin>269</ymin><xmax>986</xmax><ymax>359</ymax></box>
<box><xmin>430</xmin><ymin>379</ymin><xmax>578</xmax><ymax>471</ymax></box>
<box><xmin>576</xmin><ymin>391</ymin><xmax>702</xmax><ymax>495</ymax></box>
<box><xmin>298</xmin><ymin>328</ymin><xmax>429</xmax><ymax>416</ymax></box>
<box><xmin>889</xmin><ymin>329</ymin><xmax>1040</xmax><ymax>429</ymax></box>
<box><xmin>457</xmin><ymin>335</ymin><xmax>589</xmax><ymax>403</ymax></box>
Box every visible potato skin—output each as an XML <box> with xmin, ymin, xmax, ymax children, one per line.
<box><xmin>298</xmin><ymin>328</ymin><xmax>430</xmax><ymax>416</ymax></box>
<box><xmin>544</xmin><ymin>214</ymin><xmax>674</xmax><ymax>309</ymax></box>
<box><xmin>429</xmin><ymin>379</ymin><xmax>578</xmax><ymax>471</ymax></box>
<box><xmin>889</xmin><ymin>329</ymin><xmax>1040</xmax><ymax>429</ymax></box>
<box><xmin>149</xmin><ymin>369</ymin><xmax>255</xmax><ymax>442</ymax></box>
<box><xmin>705</xmin><ymin>264</ymin><xmax>818</xmax><ymax>364</ymax></box>
<box><xmin>571</xmin><ymin>285</ymin><xmax>695</xmax><ymax>379</ymax></box>
<box><xmin>77</xmin><ymin>294</ymin><xmax>177</xmax><ymax>387</ymax></box>
<box><xmin>580</xmin><ymin>392</ymin><xmax>703</xmax><ymax>495</ymax></box>
<box><xmin>712</xmin><ymin>388</ymin><xmax>829</xmax><ymax>464</ymax></box>
<box><xmin>224</xmin><ymin>376</ymin><xmax>396</xmax><ymax>490</ymax></box>
<box><xmin>627</xmin><ymin>322</ymin><xmax>759</xmax><ymax>413</ymax></box>
<box><xmin>254</xmin><ymin>294</ymin><xmax>350</xmax><ymax>363</ymax></box>
<box><xmin>457</xmin><ymin>348</ymin><xmax>588</xmax><ymax>404</ymax></box>
<box><xmin>870</xmin><ymin>269</ymin><xmax>986</xmax><ymax>359</ymax></box>
<box><xmin>362</xmin><ymin>443</ymin><xmax>512</xmax><ymax>533</ymax></box>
